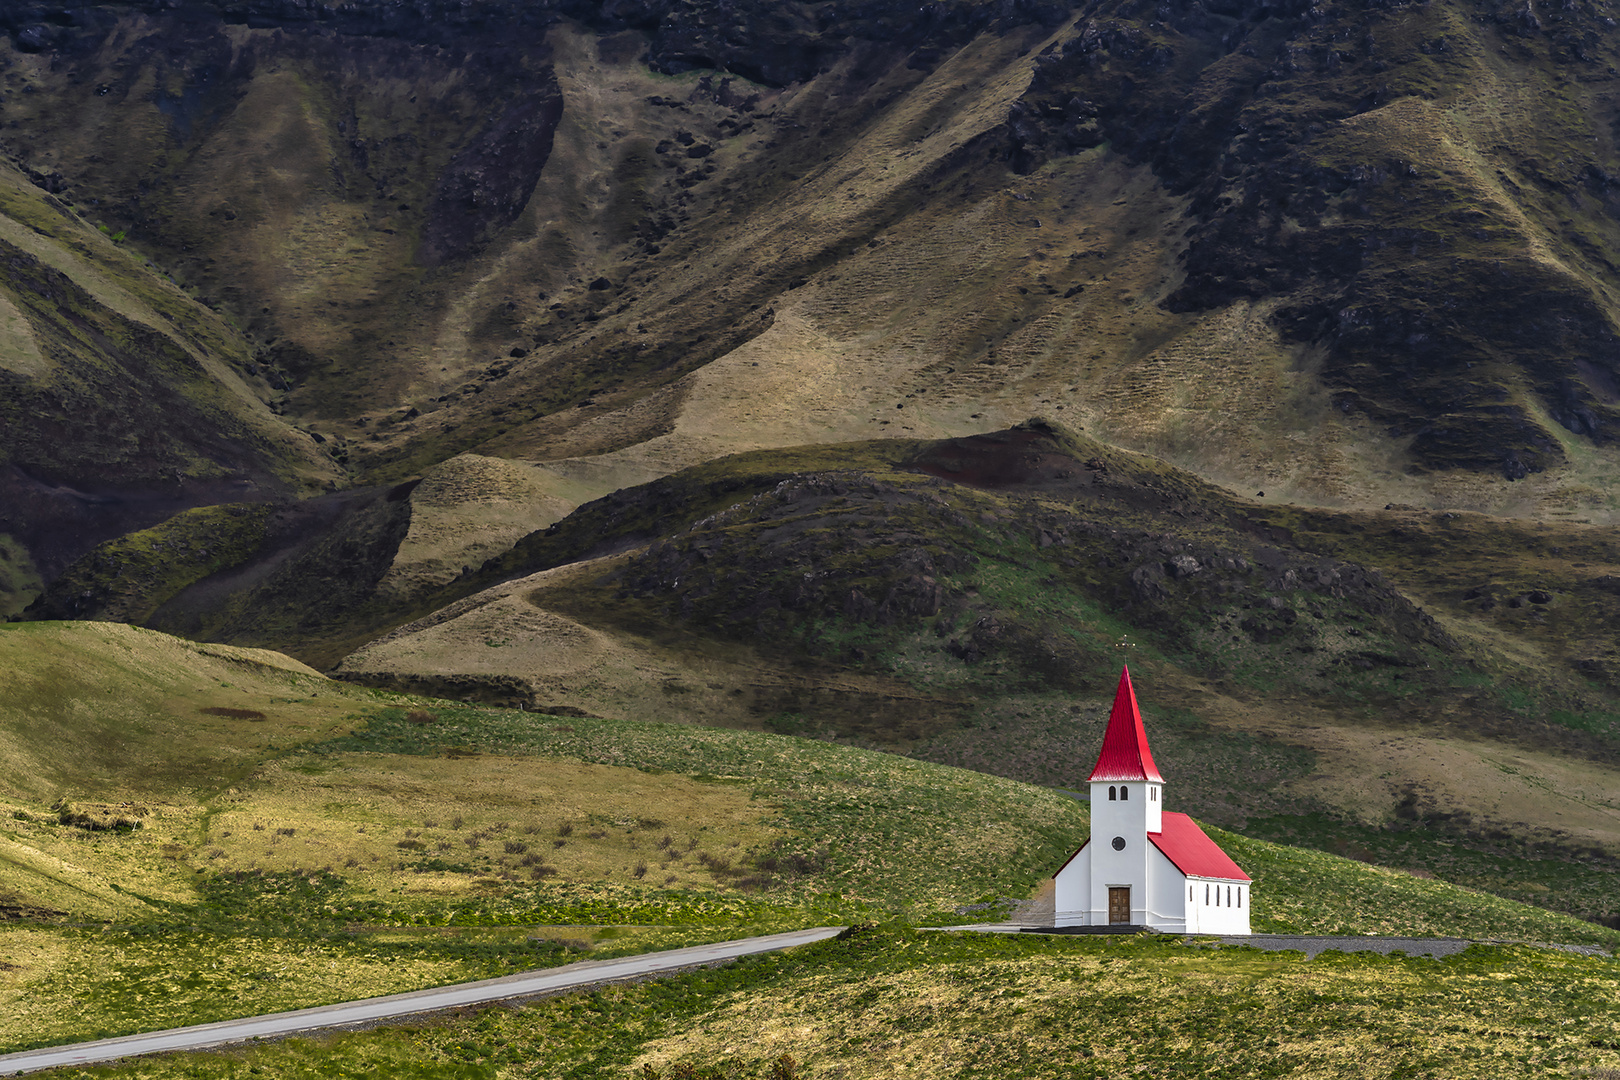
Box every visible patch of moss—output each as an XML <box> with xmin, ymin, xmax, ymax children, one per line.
<box><xmin>26</xmin><ymin>504</ymin><xmax>274</xmax><ymax>625</ymax></box>
<box><xmin>0</xmin><ymin>533</ymin><xmax>44</xmax><ymax>618</ymax></box>
<box><xmin>1243</xmin><ymin>812</ymin><xmax>1620</xmax><ymax>930</ymax></box>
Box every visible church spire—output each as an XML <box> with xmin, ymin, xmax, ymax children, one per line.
<box><xmin>1086</xmin><ymin>665</ymin><xmax>1163</xmax><ymax>783</ymax></box>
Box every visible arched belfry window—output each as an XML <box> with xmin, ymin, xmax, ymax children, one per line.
<box><xmin>1120</xmin><ymin>786</ymin><xmax>1129</xmax><ymax>800</ymax></box>
<box><xmin>1108</xmin><ymin>786</ymin><xmax>1117</xmax><ymax>801</ymax></box>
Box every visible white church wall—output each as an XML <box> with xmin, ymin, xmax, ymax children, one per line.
<box><xmin>1145</xmin><ymin>844</ymin><xmax>1187</xmax><ymax>932</ymax></box>
<box><xmin>1186</xmin><ymin>877</ymin><xmax>1251</xmax><ymax>935</ymax></box>
<box><xmin>1089</xmin><ymin>818</ymin><xmax>1143</xmax><ymax>923</ymax></box>
<box><xmin>1053</xmin><ymin>846</ymin><xmax>1090</xmax><ymax>926</ymax></box>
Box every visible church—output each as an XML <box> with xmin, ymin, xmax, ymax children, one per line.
<box><xmin>1052</xmin><ymin>666</ymin><xmax>1252</xmax><ymax>933</ymax></box>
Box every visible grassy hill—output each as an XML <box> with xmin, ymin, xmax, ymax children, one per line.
<box><xmin>57</xmin><ymin>930</ymin><xmax>1620</xmax><ymax>1080</ymax></box>
<box><xmin>315</xmin><ymin>422</ymin><xmax>1620</xmax><ymax>928</ymax></box>
<box><xmin>28</xmin><ymin>421</ymin><xmax>1620</xmax><ymax>935</ymax></box>
<box><xmin>0</xmin><ymin>621</ymin><xmax>1615</xmax><ymax>1062</ymax></box>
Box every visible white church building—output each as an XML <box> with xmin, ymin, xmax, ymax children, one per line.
<box><xmin>1053</xmin><ymin>666</ymin><xmax>1252</xmax><ymax>933</ymax></box>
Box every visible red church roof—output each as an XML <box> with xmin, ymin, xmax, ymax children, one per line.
<box><xmin>1149</xmin><ymin>813</ymin><xmax>1251</xmax><ymax>881</ymax></box>
<box><xmin>1086</xmin><ymin>666</ymin><xmax>1163</xmax><ymax>783</ymax></box>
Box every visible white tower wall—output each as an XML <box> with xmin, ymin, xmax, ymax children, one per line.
<box><xmin>1086</xmin><ymin>779</ymin><xmax>1162</xmax><ymax>924</ymax></box>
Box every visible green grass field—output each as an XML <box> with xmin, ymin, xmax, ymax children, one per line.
<box><xmin>3</xmin><ymin>623</ymin><xmax>1618</xmax><ymax>1075</ymax></box>
<box><xmin>31</xmin><ymin>928</ymin><xmax>1620</xmax><ymax>1080</ymax></box>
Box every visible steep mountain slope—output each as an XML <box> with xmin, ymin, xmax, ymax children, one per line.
<box><xmin>7</xmin><ymin>0</ymin><xmax>1620</xmax><ymax>527</ymax></box>
<box><xmin>0</xmin><ymin>153</ymin><xmax>340</xmax><ymax>607</ymax></box>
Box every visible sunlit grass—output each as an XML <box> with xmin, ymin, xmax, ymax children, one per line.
<box><xmin>45</xmin><ymin>928</ymin><xmax>1620</xmax><ymax>1080</ymax></box>
<box><xmin>2</xmin><ymin>696</ymin><xmax>1615</xmax><ymax>1059</ymax></box>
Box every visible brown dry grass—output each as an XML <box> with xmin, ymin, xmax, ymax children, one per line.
<box><xmin>202</xmin><ymin>751</ymin><xmax>776</xmax><ymax>895</ymax></box>
<box><xmin>375</xmin><ymin>454</ymin><xmax>590</xmax><ymax>602</ymax></box>
<box><xmin>339</xmin><ymin>552</ymin><xmax>959</xmax><ymax>731</ymax></box>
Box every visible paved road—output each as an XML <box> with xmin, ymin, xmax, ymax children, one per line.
<box><xmin>0</xmin><ymin>927</ymin><xmax>845</xmax><ymax>1076</ymax></box>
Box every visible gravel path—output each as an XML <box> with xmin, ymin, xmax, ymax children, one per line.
<box><xmin>1190</xmin><ymin>933</ymin><xmax>1473</xmax><ymax>958</ymax></box>
<box><xmin>940</xmin><ymin>924</ymin><xmax>1610</xmax><ymax>959</ymax></box>
<box><xmin>0</xmin><ymin>927</ymin><xmax>845</xmax><ymax>1077</ymax></box>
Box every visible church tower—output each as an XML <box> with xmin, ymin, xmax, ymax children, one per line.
<box><xmin>1084</xmin><ymin>665</ymin><xmax>1163</xmax><ymax>925</ymax></box>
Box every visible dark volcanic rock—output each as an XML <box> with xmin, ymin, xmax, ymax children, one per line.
<box><xmin>418</xmin><ymin>75</ymin><xmax>565</xmax><ymax>266</ymax></box>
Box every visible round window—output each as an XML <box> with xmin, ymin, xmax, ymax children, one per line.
<box><xmin>1111</xmin><ymin>836</ymin><xmax>1126</xmax><ymax>851</ymax></box>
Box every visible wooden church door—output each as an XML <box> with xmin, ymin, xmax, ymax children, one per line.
<box><xmin>1108</xmin><ymin>887</ymin><xmax>1131</xmax><ymax>924</ymax></box>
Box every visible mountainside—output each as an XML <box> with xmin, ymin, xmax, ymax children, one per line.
<box><xmin>0</xmin><ymin>154</ymin><xmax>339</xmax><ymax>604</ymax></box>
<box><xmin>9</xmin><ymin>0</ymin><xmax>1620</xmax><ymax>523</ymax></box>
<box><xmin>8</xmin><ymin>0</ymin><xmax>1620</xmax><ymax>936</ymax></box>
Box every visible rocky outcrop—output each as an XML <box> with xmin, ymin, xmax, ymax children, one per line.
<box><xmin>1009</xmin><ymin>0</ymin><xmax>1620</xmax><ymax>476</ymax></box>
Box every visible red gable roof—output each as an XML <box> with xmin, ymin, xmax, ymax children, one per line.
<box><xmin>1149</xmin><ymin>812</ymin><xmax>1250</xmax><ymax>881</ymax></box>
<box><xmin>1086</xmin><ymin>666</ymin><xmax>1163</xmax><ymax>783</ymax></box>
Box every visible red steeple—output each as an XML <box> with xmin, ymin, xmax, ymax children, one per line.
<box><xmin>1086</xmin><ymin>665</ymin><xmax>1163</xmax><ymax>783</ymax></box>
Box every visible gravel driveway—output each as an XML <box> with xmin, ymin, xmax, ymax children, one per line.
<box><xmin>945</xmin><ymin>924</ymin><xmax>1611</xmax><ymax>959</ymax></box>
